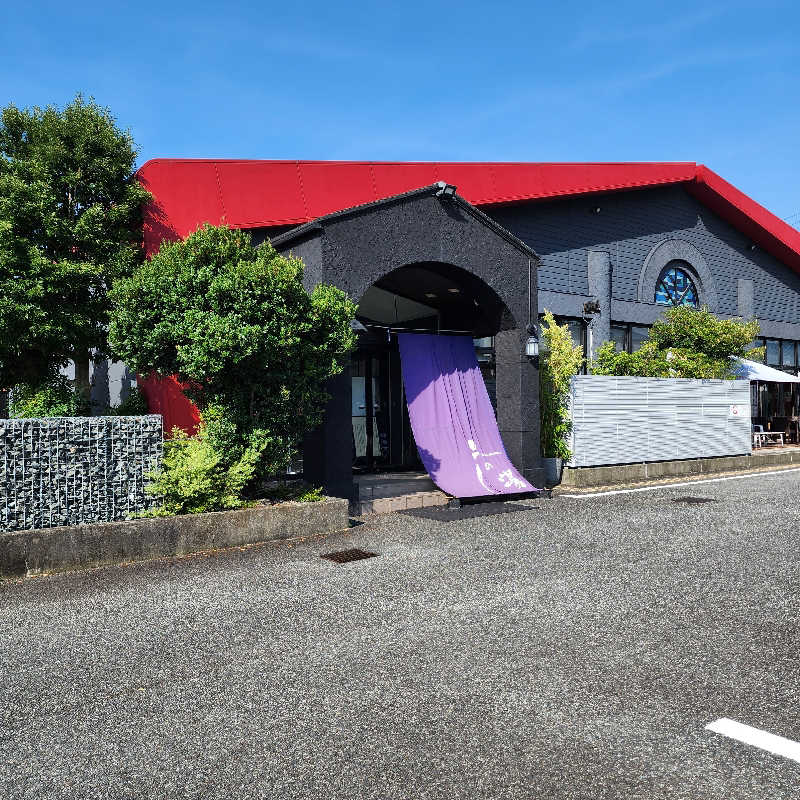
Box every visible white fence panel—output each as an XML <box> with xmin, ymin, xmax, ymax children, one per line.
<box><xmin>568</xmin><ymin>375</ymin><xmax>751</xmax><ymax>467</ymax></box>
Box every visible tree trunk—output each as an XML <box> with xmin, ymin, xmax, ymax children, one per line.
<box><xmin>74</xmin><ymin>353</ymin><xmax>91</xmax><ymax>412</ymax></box>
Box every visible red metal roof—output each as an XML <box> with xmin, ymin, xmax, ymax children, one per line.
<box><xmin>138</xmin><ymin>159</ymin><xmax>800</xmax><ymax>273</ymax></box>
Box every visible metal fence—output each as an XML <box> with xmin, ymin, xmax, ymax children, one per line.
<box><xmin>568</xmin><ymin>376</ymin><xmax>751</xmax><ymax>468</ymax></box>
<box><xmin>0</xmin><ymin>415</ymin><xmax>162</xmax><ymax>532</ymax></box>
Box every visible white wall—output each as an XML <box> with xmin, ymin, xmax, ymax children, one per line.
<box><xmin>569</xmin><ymin>375</ymin><xmax>751</xmax><ymax>467</ymax></box>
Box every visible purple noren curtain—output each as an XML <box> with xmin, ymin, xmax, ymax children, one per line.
<box><xmin>398</xmin><ymin>333</ymin><xmax>535</xmax><ymax>498</ymax></box>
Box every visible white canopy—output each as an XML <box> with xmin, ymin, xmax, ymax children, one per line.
<box><xmin>732</xmin><ymin>358</ymin><xmax>800</xmax><ymax>383</ymax></box>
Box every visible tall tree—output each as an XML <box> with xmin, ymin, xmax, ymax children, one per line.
<box><xmin>0</xmin><ymin>94</ymin><xmax>149</xmax><ymax>396</ymax></box>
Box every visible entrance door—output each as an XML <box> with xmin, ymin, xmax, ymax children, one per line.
<box><xmin>351</xmin><ymin>352</ymin><xmax>387</xmax><ymax>470</ymax></box>
<box><xmin>351</xmin><ymin>336</ymin><xmax>420</xmax><ymax>472</ymax></box>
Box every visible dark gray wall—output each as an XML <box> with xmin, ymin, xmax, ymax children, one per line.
<box><xmin>277</xmin><ymin>192</ymin><xmax>545</xmax><ymax>496</ymax></box>
<box><xmin>290</xmin><ymin>194</ymin><xmax>536</xmax><ymax>328</ymax></box>
<box><xmin>488</xmin><ymin>185</ymin><xmax>800</xmax><ymax>339</ymax></box>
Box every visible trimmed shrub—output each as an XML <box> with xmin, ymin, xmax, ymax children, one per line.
<box><xmin>144</xmin><ymin>423</ymin><xmax>263</xmax><ymax>516</ymax></box>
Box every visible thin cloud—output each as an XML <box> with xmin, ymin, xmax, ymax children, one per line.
<box><xmin>462</xmin><ymin>40</ymin><xmax>789</xmax><ymax>131</ymax></box>
<box><xmin>254</xmin><ymin>31</ymin><xmax>405</xmax><ymax>70</ymax></box>
<box><xmin>257</xmin><ymin>33</ymin><xmax>365</xmax><ymax>62</ymax></box>
<box><xmin>595</xmin><ymin>42</ymin><xmax>790</xmax><ymax>97</ymax></box>
<box><xmin>568</xmin><ymin>5</ymin><xmax>728</xmax><ymax>51</ymax></box>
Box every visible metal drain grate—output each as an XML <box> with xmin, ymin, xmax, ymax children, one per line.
<box><xmin>321</xmin><ymin>548</ymin><xmax>378</xmax><ymax>564</ymax></box>
<box><xmin>672</xmin><ymin>496</ymin><xmax>716</xmax><ymax>504</ymax></box>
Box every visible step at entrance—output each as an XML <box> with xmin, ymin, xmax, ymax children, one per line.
<box><xmin>351</xmin><ymin>472</ymin><xmax>449</xmax><ymax>516</ymax></box>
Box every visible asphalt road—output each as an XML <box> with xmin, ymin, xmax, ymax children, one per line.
<box><xmin>2</xmin><ymin>469</ymin><xmax>800</xmax><ymax>799</ymax></box>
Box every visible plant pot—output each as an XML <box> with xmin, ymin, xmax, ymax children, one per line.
<box><xmin>542</xmin><ymin>457</ymin><xmax>563</xmax><ymax>487</ymax></box>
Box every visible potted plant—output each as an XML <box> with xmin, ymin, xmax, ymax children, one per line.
<box><xmin>539</xmin><ymin>311</ymin><xmax>584</xmax><ymax>486</ymax></box>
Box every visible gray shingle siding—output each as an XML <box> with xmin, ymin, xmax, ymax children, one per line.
<box><xmin>487</xmin><ymin>185</ymin><xmax>800</xmax><ymax>334</ymax></box>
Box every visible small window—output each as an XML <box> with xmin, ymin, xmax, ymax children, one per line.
<box><xmin>543</xmin><ymin>315</ymin><xmax>587</xmax><ymax>373</ymax></box>
<box><xmin>631</xmin><ymin>325</ymin><xmax>650</xmax><ymax>351</ymax></box>
<box><xmin>782</xmin><ymin>341</ymin><xmax>796</xmax><ymax>368</ymax></box>
<box><xmin>766</xmin><ymin>339</ymin><xmax>780</xmax><ymax>365</ymax></box>
<box><xmin>473</xmin><ymin>337</ymin><xmax>494</xmax><ymax>364</ymax></box>
<box><xmin>610</xmin><ymin>324</ymin><xmax>628</xmax><ymax>351</ymax></box>
<box><xmin>609</xmin><ymin>323</ymin><xmax>651</xmax><ymax>353</ymax></box>
<box><xmin>565</xmin><ymin>320</ymin><xmax>585</xmax><ymax>350</ymax></box>
<box><xmin>655</xmin><ymin>262</ymin><xmax>699</xmax><ymax>307</ymax></box>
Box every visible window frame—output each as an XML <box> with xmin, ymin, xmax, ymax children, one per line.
<box><xmin>758</xmin><ymin>337</ymin><xmax>800</xmax><ymax>373</ymax></box>
<box><xmin>610</xmin><ymin>321</ymin><xmax>652</xmax><ymax>353</ymax></box>
<box><xmin>654</xmin><ymin>262</ymin><xmax>700</xmax><ymax>308</ymax></box>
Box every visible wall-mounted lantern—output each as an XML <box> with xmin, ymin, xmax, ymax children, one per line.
<box><xmin>582</xmin><ymin>298</ymin><xmax>601</xmax><ymax>316</ymax></box>
<box><xmin>525</xmin><ymin>323</ymin><xmax>540</xmax><ymax>364</ymax></box>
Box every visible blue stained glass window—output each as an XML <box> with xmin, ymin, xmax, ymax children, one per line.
<box><xmin>655</xmin><ymin>264</ymin><xmax>699</xmax><ymax>307</ymax></box>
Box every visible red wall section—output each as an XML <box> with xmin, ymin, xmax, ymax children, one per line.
<box><xmin>139</xmin><ymin>160</ymin><xmax>226</xmax><ymax>255</ymax></box>
<box><xmin>137</xmin><ymin>160</ymin><xmax>704</xmax><ymax>257</ymax></box>
<box><xmin>138</xmin><ymin>373</ymin><xmax>201</xmax><ymax>436</ymax></box>
<box><xmin>688</xmin><ymin>166</ymin><xmax>800</xmax><ymax>273</ymax></box>
<box><xmin>299</xmin><ymin>161</ymin><xmax>379</xmax><ymax>219</ymax></box>
<box><xmin>483</xmin><ymin>162</ymin><xmax>697</xmax><ymax>204</ymax></box>
<box><xmin>217</xmin><ymin>161</ymin><xmax>308</xmax><ymax>227</ymax></box>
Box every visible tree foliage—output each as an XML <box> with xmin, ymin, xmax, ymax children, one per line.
<box><xmin>539</xmin><ymin>311</ymin><xmax>585</xmax><ymax>460</ymax></box>
<box><xmin>592</xmin><ymin>305</ymin><xmax>763</xmax><ymax>379</ymax></box>
<box><xmin>0</xmin><ymin>94</ymin><xmax>149</xmax><ymax>390</ymax></box>
<box><xmin>108</xmin><ymin>224</ymin><xmax>357</xmax><ymax>481</ymax></box>
<box><xmin>106</xmin><ymin>386</ymin><xmax>149</xmax><ymax>416</ymax></box>
<box><xmin>9</xmin><ymin>374</ymin><xmax>87</xmax><ymax>418</ymax></box>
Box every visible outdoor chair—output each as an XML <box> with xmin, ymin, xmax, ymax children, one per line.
<box><xmin>771</xmin><ymin>417</ymin><xmax>793</xmax><ymax>444</ymax></box>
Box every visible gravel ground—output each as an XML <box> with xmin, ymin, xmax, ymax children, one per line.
<box><xmin>2</xmin><ymin>470</ymin><xmax>800</xmax><ymax>799</ymax></box>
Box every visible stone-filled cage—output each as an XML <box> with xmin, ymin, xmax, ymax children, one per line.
<box><xmin>0</xmin><ymin>415</ymin><xmax>163</xmax><ymax>532</ymax></box>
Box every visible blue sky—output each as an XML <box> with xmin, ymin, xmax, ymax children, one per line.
<box><xmin>2</xmin><ymin>1</ymin><xmax>799</xmax><ymax>221</ymax></box>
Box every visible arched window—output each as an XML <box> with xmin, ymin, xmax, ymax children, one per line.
<box><xmin>654</xmin><ymin>262</ymin><xmax>699</xmax><ymax>307</ymax></box>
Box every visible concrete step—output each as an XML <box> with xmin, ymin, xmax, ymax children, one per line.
<box><xmin>355</xmin><ymin>472</ymin><xmax>438</xmax><ymax>499</ymax></box>
<box><xmin>350</xmin><ymin>489</ymin><xmax>448</xmax><ymax>516</ymax></box>
<box><xmin>358</xmin><ymin>479</ymin><xmax>438</xmax><ymax>499</ymax></box>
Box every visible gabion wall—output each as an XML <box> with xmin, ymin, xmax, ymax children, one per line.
<box><xmin>0</xmin><ymin>415</ymin><xmax>163</xmax><ymax>533</ymax></box>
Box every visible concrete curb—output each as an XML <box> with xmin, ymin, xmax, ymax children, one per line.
<box><xmin>560</xmin><ymin>450</ymin><xmax>800</xmax><ymax>489</ymax></box>
<box><xmin>0</xmin><ymin>498</ymin><xmax>349</xmax><ymax>578</ymax></box>
<box><xmin>553</xmin><ymin>462</ymin><xmax>800</xmax><ymax>496</ymax></box>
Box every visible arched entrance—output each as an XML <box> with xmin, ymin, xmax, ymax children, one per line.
<box><xmin>271</xmin><ymin>182</ymin><xmax>544</xmax><ymax>498</ymax></box>
<box><xmin>352</xmin><ymin>261</ymin><xmax>514</xmax><ymax>472</ymax></box>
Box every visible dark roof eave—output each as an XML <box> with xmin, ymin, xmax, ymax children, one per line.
<box><xmin>271</xmin><ymin>183</ymin><xmax>540</xmax><ymax>264</ymax></box>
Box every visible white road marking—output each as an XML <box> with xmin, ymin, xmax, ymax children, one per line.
<box><xmin>559</xmin><ymin>467</ymin><xmax>800</xmax><ymax>498</ymax></box>
<box><xmin>705</xmin><ymin>718</ymin><xmax>800</xmax><ymax>763</ymax></box>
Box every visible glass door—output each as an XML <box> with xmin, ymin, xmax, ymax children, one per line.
<box><xmin>352</xmin><ymin>351</ymin><xmax>390</xmax><ymax>471</ymax></box>
<box><xmin>351</xmin><ymin>334</ymin><xmax>422</xmax><ymax>472</ymax></box>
